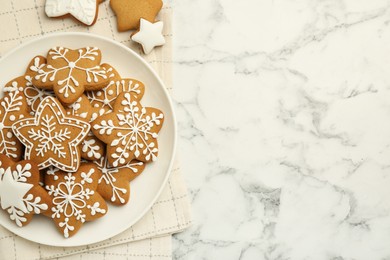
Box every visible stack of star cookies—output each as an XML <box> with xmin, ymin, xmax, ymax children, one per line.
<box><xmin>0</xmin><ymin>47</ymin><xmax>164</xmax><ymax>238</ymax></box>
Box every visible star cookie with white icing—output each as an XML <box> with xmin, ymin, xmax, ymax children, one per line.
<box><xmin>94</xmin><ymin>155</ymin><xmax>145</xmax><ymax>205</ymax></box>
<box><xmin>45</xmin><ymin>0</ymin><xmax>101</xmax><ymax>26</ymax></box>
<box><xmin>0</xmin><ymin>155</ymin><xmax>52</xmax><ymax>227</ymax></box>
<box><xmin>92</xmin><ymin>92</ymin><xmax>164</xmax><ymax>167</ymax></box>
<box><xmin>86</xmin><ymin>63</ymin><xmax>145</xmax><ymax>113</ymax></box>
<box><xmin>12</xmin><ymin>96</ymin><xmax>90</xmax><ymax>172</ymax></box>
<box><xmin>0</xmin><ymin>88</ymin><xmax>29</xmax><ymax>161</ymax></box>
<box><xmin>45</xmin><ymin>163</ymin><xmax>108</xmax><ymax>238</ymax></box>
<box><xmin>33</xmin><ymin>47</ymin><xmax>109</xmax><ymax>104</ymax></box>
<box><xmin>131</xmin><ymin>19</ymin><xmax>165</xmax><ymax>54</ymax></box>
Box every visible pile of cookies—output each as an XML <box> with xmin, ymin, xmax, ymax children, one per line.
<box><xmin>0</xmin><ymin>46</ymin><xmax>164</xmax><ymax>238</ymax></box>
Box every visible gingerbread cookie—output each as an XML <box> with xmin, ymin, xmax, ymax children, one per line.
<box><xmin>131</xmin><ymin>19</ymin><xmax>165</xmax><ymax>54</ymax></box>
<box><xmin>12</xmin><ymin>96</ymin><xmax>90</xmax><ymax>172</ymax></box>
<box><xmin>4</xmin><ymin>56</ymin><xmax>55</xmax><ymax>116</ymax></box>
<box><xmin>65</xmin><ymin>94</ymin><xmax>93</xmax><ymax>121</ymax></box>
<box><xmin>45</xmin><ymin>163</ymin><xmax>108</xmax><ymax>238</ymax></box>
<box><xmin>110</xmin><ymin>0</ymin><xmax>163</xmax><ymax>31</ymax></box>
<box><xmin>94</xmin><ymin>155</ymin><xmax>145</xmax><ymax>205</ymax></box>
<box><xmin>0</xmin><ymin>89</ymin><xmax>29</xmax><ymax>161</ymax></box>
<box><xmin>92</xmin><ymin>92</ymin><xmax>164</xmax><ymax>167</ymax></box>
<box><xmin>0</xmin><ymin>155</ymin><xmax>52</xmax><ymax>227</ymax></box>
<box><xmin>33</xmin><ymin>47</ymin><xmax>109</xmax><ymax>104</ymax></box>
<box><xmin>45</xmin><ymin>0</ymin><xmax>101</xmax><ymax>26</ymax></box>
<box><xmin>86</xmin><ymin>64</ymin><xmax>145</xmax><ymax>113</ymax></box>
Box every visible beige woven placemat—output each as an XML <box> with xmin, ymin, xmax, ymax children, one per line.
<box><xmin>0</xmin><ymin>1</ymin><xmax>191</xmax><ymax>259</ymax></box>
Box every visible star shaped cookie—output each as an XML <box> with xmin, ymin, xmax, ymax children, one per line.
<box><xmin>45</xmin><ymin>163</ymin><xmax>108</xmax><ymax>238</ymax></box>
<box><xmin>33</xmin><ymin>47</ymin><xmax>109</xmax><ymax>104</ymax></box>
<box><xmin>86</xmin><ymin>63</ymin><xmax>145</xmax><ymax>113</ymax></box>
<box><xmin>110</xmin><ymin>0</ymin><xmax>163</xmax><ymax>31</ymax></box>
<box><xmin>94</xmin><ymin>155</ymin><xmax>145</xmax><ymax>205</ymax></box>
<box><xmin>131</xmin><ymin>19</ymin><xmax>165</xmax><ymax>54</ymax></box>
<box><xmin>12</xmin><ymin>96</ymin><xmax>90</xmax><ymax>172</ymax></box>
<box><xmin>92</xmin><ymin>92</ymin><xmax>164</xmax><ymax>167</ymax></box>
<box><xmin>0</xmin><ymin>155</ymin><xmax>52</xmax><ymax>227</ymax></box>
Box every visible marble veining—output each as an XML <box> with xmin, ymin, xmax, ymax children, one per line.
<box><xmin>171</xmin><ymin>0</ymin><xmax>390</xmax><ymax>259</ymax></box>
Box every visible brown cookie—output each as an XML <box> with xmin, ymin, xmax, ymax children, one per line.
<box><xmin>94</xmin><ymin>155</ymin><xmax>145</xmax><ymax>205</ymax></box>
<box><xmin>12</xmin><ymin>96</ymin><xmax>90</xmax><ymax>172</ymax></box>
<box><xmin>92</xmin><ymin>92</ymin><xmax>164</xmax><ymax>167</ymax></box>
<box><xmin>3</xmin><ymin>56</ymin><xmax>55</xmax><ymax>116</ymax></box>
<box><xmin>0</xmin><ymin>155</ymin><xmax>52</xmax><ymax>227</ymax></box>
<box><xmin>45</xmin><ymin>0</ymin><xmax>102</xmax><ymax>26</ymax></box>
<box><xmin>86</xmin><ymin>64</ymin><xmax>145</xmax><ymax>113</ymax></box>
<box><xmin>110</xmin><ymin>0</ymin><xmax>163</xmax><ymax>31</ymax></box>
<box><xmin>0</xmin><ymin>88</ymin><xmax>29</xmax><ymax>161</ymax></box>
<box><xmin>45</xmin><ymin>163</ymin><xmax>108</xmax><ymax>238</ymax></box>
<box><xmin>32</xmin><ymin>47</ymin><xmax>109</xmax><ymax>104</ymax></box>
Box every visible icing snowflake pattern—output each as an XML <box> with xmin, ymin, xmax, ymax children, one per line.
<box><xmin>28</xmin><ymin>115</ymin><xmax>71</xmax><ymax>158</ymax></box>
<box><xmin>34</xmin><ymin>47</ymin><xmax>107</xmax><ymax>103</ymax></box>
<box><xmin>12</xmin><ymin>96</ymin><xmax>90</xmax><ymax>172</ymax></box>
<box><xmin>86</xmin><ymin>65</ymin><xmax>145</xmax><ymax>112</ymax></box>
<box><xmin>94</xmin><ymin>156</ymin><xmax>144</xmax><ymax>204</ymax></box>
<box><xmin>45</xmin><ymin>164</ymin><xmax>107</xmax><ymax>238</ymax></box>
<box><xmin>92</xmin><ymin>92</ymin><xmax>164</xmax><ymax>166</ymax></box>
<box><xmin>0</xmin><ymin>91</ymin><xmax>27</xmax><ymax>160</ymax></box>
<box><xmin>0</xmin><ymin>161</ymin><xmax>48</xmax><ymax>227</ymax></box>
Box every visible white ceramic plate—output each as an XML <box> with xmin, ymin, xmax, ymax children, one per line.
<box><xmin>0</xmin><ymin>33</ymin><xmax>176</xmax><ymax>247</ymax></box>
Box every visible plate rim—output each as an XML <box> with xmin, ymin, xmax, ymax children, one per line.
<box><xmin>0</xmin><ymin>32</ymin><xmax>177</xmax><ymax>247</ymax></box>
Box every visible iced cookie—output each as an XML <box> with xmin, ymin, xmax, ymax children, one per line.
<box><xmin>45</xmin><ymin>0</ymin><xmax>101</xmax><ymax>26</ymax></box>
<box><xmin>110</xmin><ymin>0</ymin><xmax>163</xmax><ymax>31</ymax></box>
<box><xmin>94</xmin><ymin>155</ymin><xmax>145</xmax><ymax>205</ymax></box>
<box><xmin>131</xmin><ymin>19</ymin><xmax>165</xmax><ymax>54</ymax></box>
<box><xmin>0</xmin><ymin>89</ymin><xmax>29</xmax><ymax>161</ymax></box>
<box><xmin>0</xmin><ymin>155</ymin><xmax>52</xmax><ymax>227</ymax></box>
<box><xmin>86</xmin><ymin>64</ymin><xmax>145</xmax><ymax>113</ymax></box>
<box><xmin>4</xmin><ymin>56</ymin><xmax>55</xmax><ymax>116</ymax></box>
<box><xmin>33</xmin><ymin>47</ymin><xmax>109</xmax><ymax>104</ymax></box>
<box><xmin>12</xmin><ymin>96</ymin><xmax>90</xmax><ymax>172</ymax></box>
<box><xmin>45</xmin><ymin>163</ymin><xmax>108</xmax><ymax>238</ymax></box>
<box><xmin>92</xmin><ymin>92</ymin><xmax>164</xmax><ymax>167</ymax></box>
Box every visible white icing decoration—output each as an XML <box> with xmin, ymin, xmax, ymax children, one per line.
<box><xmin>0</xmin><ymin>163</ymin><xmax>48</xmax><ymax>227</ymax></box>
<box><xmin>0</xmin><ymin>91</ymin><xmax>24</xmax><ymax>159</ymax></box>
<box><xmin>24</xmin><ymin>75</ymin><xmax>55</xmax><ymax>113</ymax></box>
<box><xmin>34</xmin><ymin>47</ymin><xmax>107</xmax><ymax>99</ymax></box>
<box><xmin>94</xmin><ymin>156</ymin><xmax>144</xmax><ymax>204</ymax></box>
<box><xmin>45</xmin><ymin>0</ymin><xmax>98</xmax><ymax>26</ymax></box>
<box><xmin>131</xmin><ymin>19</ymin><xmax>166</xmax><ymax>55</ymax></box>
<box><xmin>87</xmin><ymin>202</ymin><xmax>106</xmax><ymax>216</ymax></box>
<box><xmin>66</xmin><ymin>96</ymin><xmax>89</xmax><ymax>119</ymax></box>
<box><xmin>12</xmin><ymin>96</ymin><xmax>90</xmax><ymax>172</ymax></box>
<box><xmin>46</xmin><ymin>166</ymin><xmax>60</xmax><ymax>181</ymax></box>
<box><xmin>93</xmin><ymin>93</ymin><xmax>163</xmax><ymax>166</ymax></box>
<box><xmin>86</xmin><ymin>78</ymin><xmax>143</xmax><ymax>111</ymax></box>
<box><xmin>46</xmin><ymin>171</ymin><xmax>103</xmax><ymax>238</ymax></box>
<box><xmin>82</xmin><ymin>138</ymin><xmax>102</xmax><ymax>159</ymax></box>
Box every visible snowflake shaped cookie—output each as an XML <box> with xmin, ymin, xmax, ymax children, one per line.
<box><xmin>45</xmin><ymin>163</ymin><xmax>107</xmax><ymax>238</ymax></box>
<box><xmin>4</xmin><ymin>56</ymin><xmax>55</xmax><ymax>116</ymax></box>
<box><xmin>33</xmin><ymin>47</ymin><xmax>109</xmax><ymax>104</ymax></box>
<box><xmin>92</xmin><ymin>92</ymin><xmax>164</xmax><ymax>167</ymax></box>
<box><xmin>86</xmin><ymin>64</ymin><xmax>145</xmax><ymax>113</ymax></box>
<box><xmin>0</xmin><ymin>155</ymin><xmax>52</xmax><ymax>227</ymax></box>
<box><xmin>45</xmin><ymin>0</ymin><xmax>100</xmax><ymax>26</ymax></box>
<box><xmin>12</xmin><ymin>96</ymin><xmax>90</xmax><ymax>172</ymax></box>
<box><xmin>94</xmin><ymin>155</ymin><xmax>145</xmax><ymax>205</ymax></box>
<box><xmin>0</xmin><ymin>90</ymin><xmax>29</xmax><ymax>161</ymax></box>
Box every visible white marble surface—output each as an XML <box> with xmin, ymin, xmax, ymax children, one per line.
<box><xmin>171</xmin><ymin>0</ymin><xmax>390</xmax><ymax>259</ymax></box>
